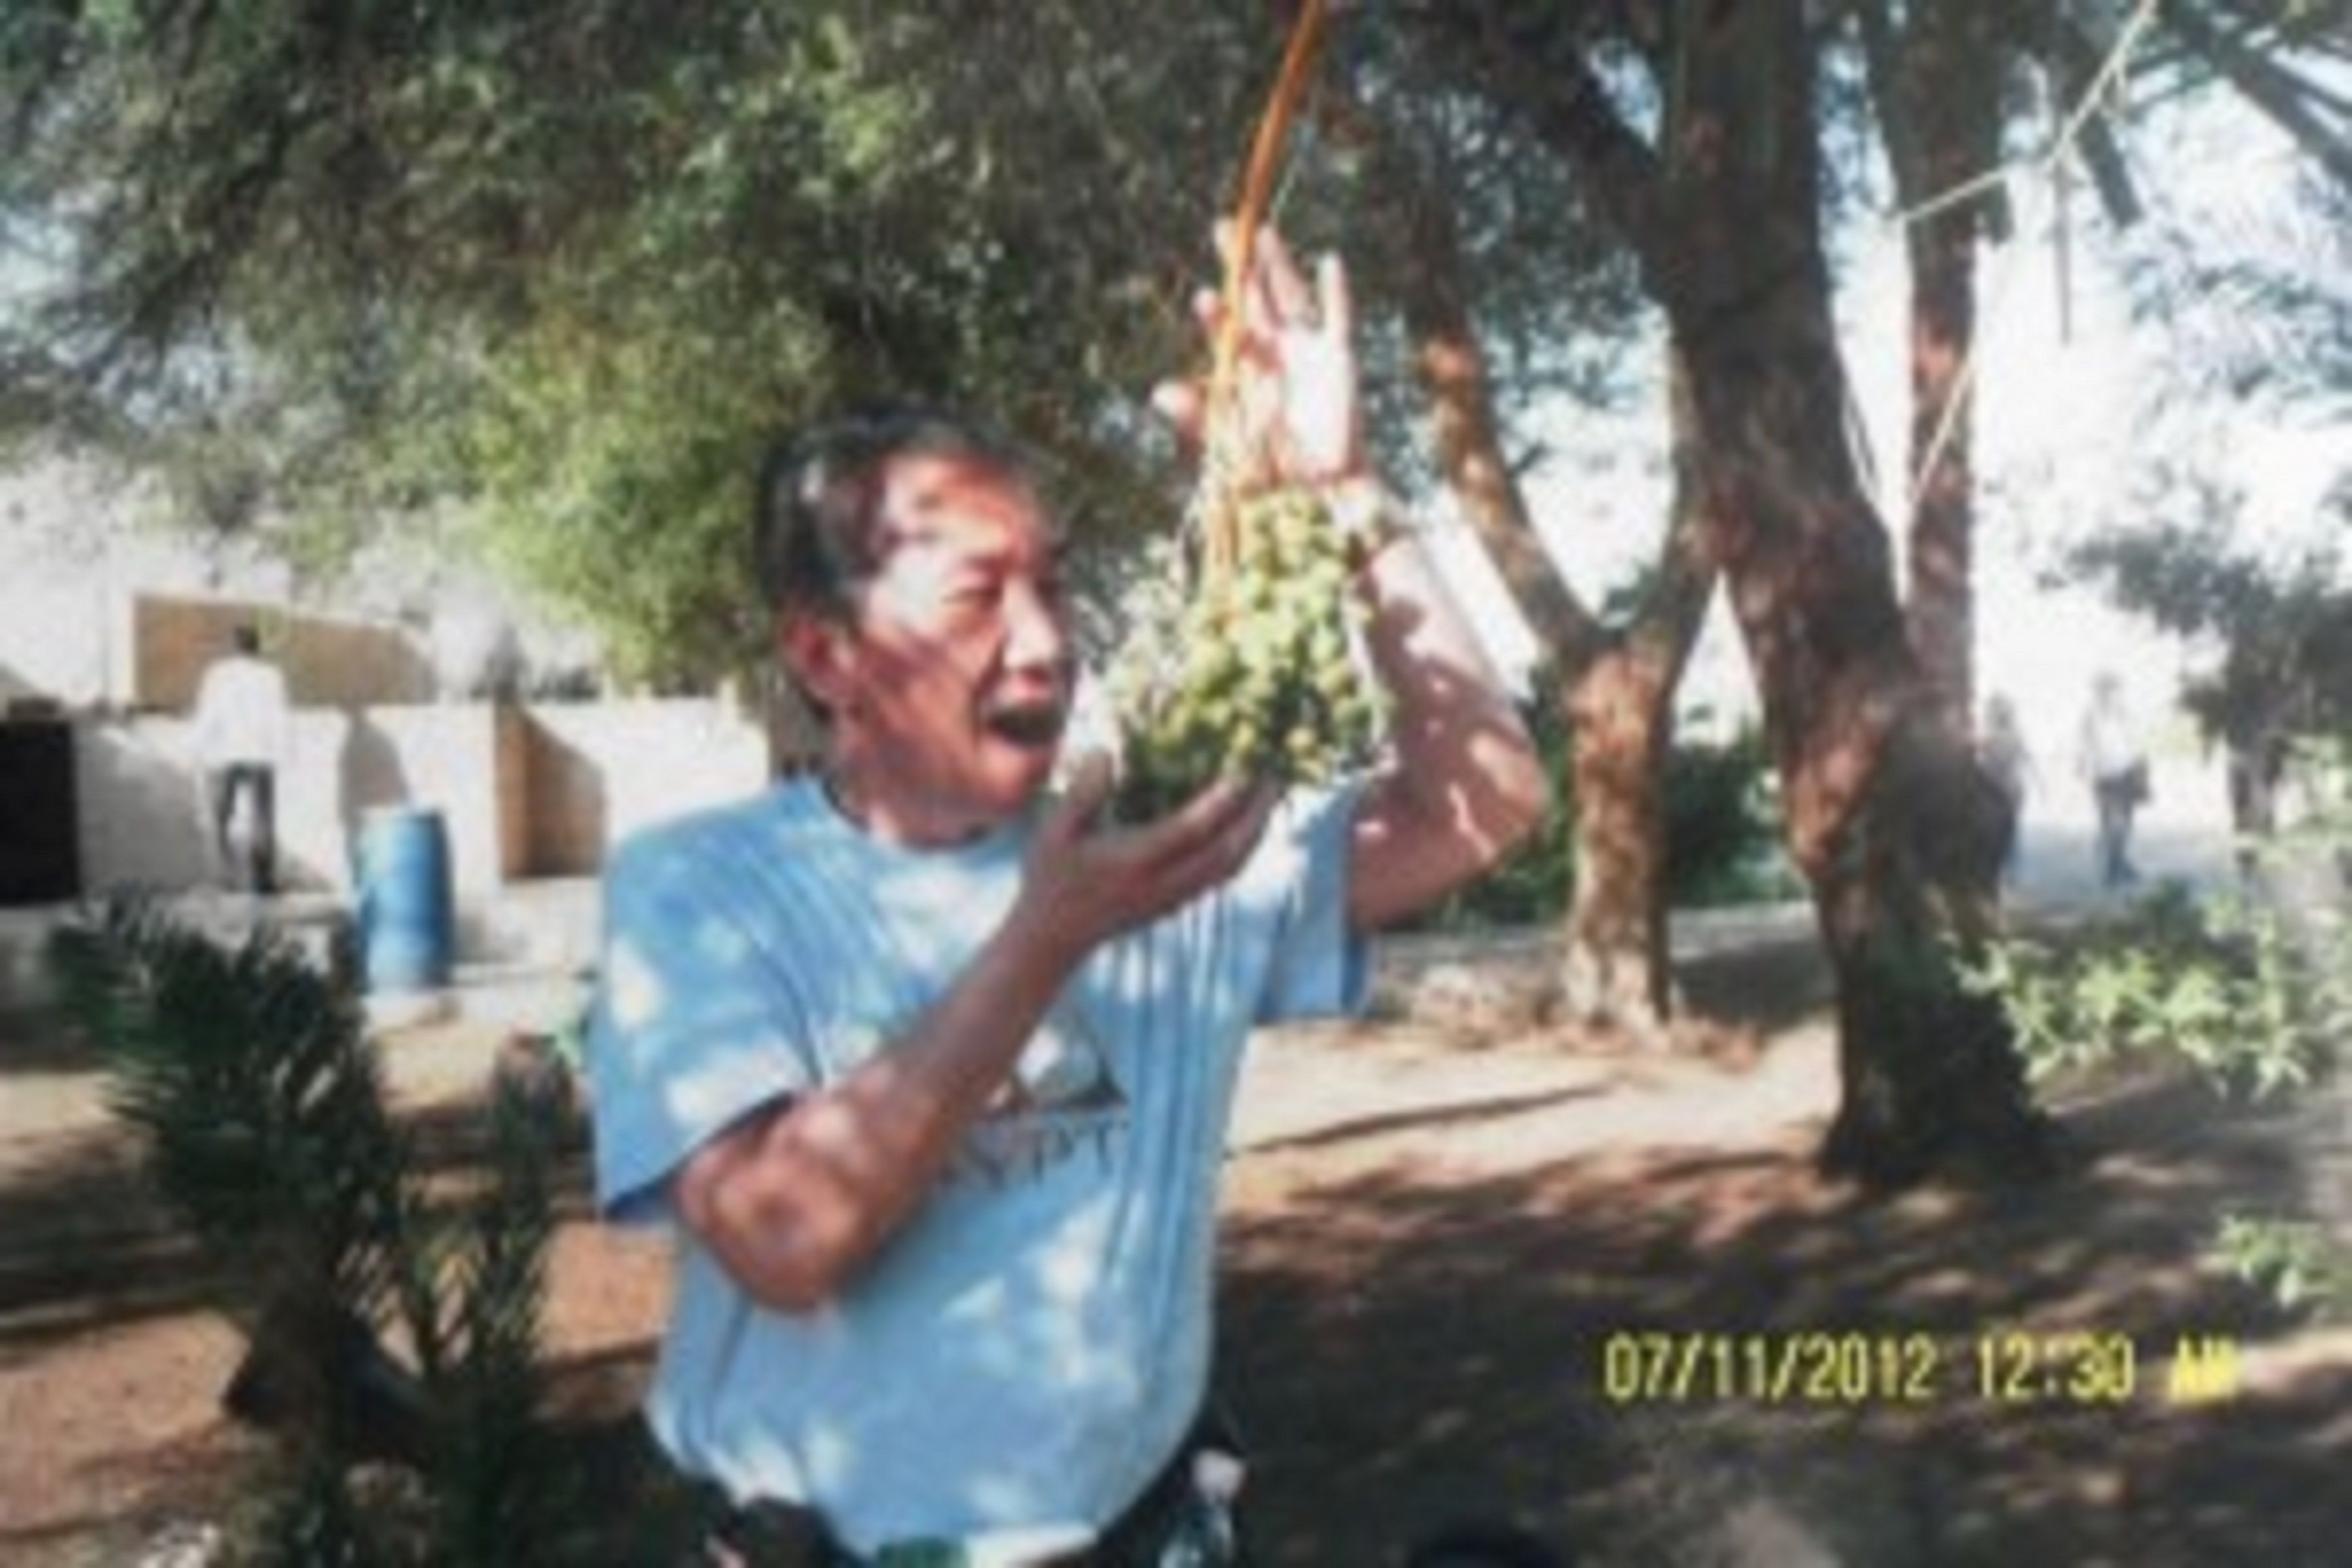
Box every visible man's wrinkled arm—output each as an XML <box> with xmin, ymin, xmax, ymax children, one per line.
<box><xmin>674</xmin><ymin>902</ymin><xmax>1081</xmax><ymax>1315</ymax></box>
<box><xmin>1339</xmin><ymin>480</ymin><xmax>1552</xmax><ymax>932</ymax></box>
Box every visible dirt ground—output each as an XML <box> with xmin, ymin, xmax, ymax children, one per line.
<box><xmin>5</xmin><ymin>928</ymin><xmax>2351</xmax><ymax>1567</ymax></box>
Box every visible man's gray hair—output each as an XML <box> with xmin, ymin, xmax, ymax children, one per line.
<box><xmin>751</xmin><ymin>407</ymin><xmax>1030</xmax><ymax>619</ymax></box>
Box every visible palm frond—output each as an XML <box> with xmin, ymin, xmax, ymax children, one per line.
<box><xmin>44</xmin><ymin>896</ymin><xmax>583</xmax><ymax>1565</ymax></box>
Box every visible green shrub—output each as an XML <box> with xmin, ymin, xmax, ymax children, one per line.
<box><xmin>2214</xmin><ymin>1216</ymin><xmax>2342</xmax><ymax>1311</ymax></box>
<box><xmin>46</xmin><ymin>899</ymin><xmax>576</xmax><ymax>1565</ymax></box>
<box><xmin>1961</xmin><ymin>827</ymin><xmax>2352</xmax><ymax>1315</ymax></box>
<box><xmin>1404</xmin><ymin>702</ymin><xmax>1788</xmax><ymax>933</ymax></box>
<box><xmin>1664</xmin><ymin>725</ymin><xmax>1799</xmax><ymax>909</ymax></box>
<box><xmin>1963</xmin><ymin>874</ymin><xmax>2344</xmax><ymax>1099</ymax></box>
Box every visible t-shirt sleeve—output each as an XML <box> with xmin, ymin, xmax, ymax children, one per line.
<box><xmin>586</xmin><ymin>834</ymin><xmax>818</xmax><ymax>1224</ymax></box>
<box><xmin>1250</xmin><ymin>777</ymin><xmax>1373</xmax><ymax>1025</ymax></box>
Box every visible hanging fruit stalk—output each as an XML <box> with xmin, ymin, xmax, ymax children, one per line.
<box><xmin>1111</xmin><ymin>0</ymin><xmax>1388</xmax><ymax>819</ymax></box>
<box><xmin>1201</xmin><ymin>0</ymin><xmax>1333</xmax><ymax>576</ymax></box>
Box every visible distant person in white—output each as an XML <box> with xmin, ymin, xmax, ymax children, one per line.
<box><xmin>1978</xmin><ymin>693</ymin><xmax>2037</xmax><ymax>887</ymax></box>
<box><xmin>193</xmin><ymin>623</ymin><xmax>289</xmax><ymax>894</ymax></box>
<box><xmin>2075</xmin><ymin>671</ymin><xmax>2146</xmax><ymax>890</ymax></box>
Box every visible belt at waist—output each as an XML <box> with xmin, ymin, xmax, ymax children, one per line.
<box><xmin>700</xmin><ymin>1407</ymin><xmax>1245</xmax><ymax>1567</ymax></box>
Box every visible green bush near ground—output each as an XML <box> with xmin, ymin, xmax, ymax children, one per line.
<box><xmin>45</xmin><ymin>900</ymin><xmax>591</xmax><ymax>1565</ymax></box>
<box><xmin>1961</xmin><ymin>787</ymin><xmax>2352</xmax><ymax>1316</ymax></box>
<box><xmin>1405</xmin><ymin>702</ymin><xmax>1793</xmax><ymax>934</ymax></box>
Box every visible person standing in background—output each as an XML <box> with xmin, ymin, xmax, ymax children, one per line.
<box><xmin>2075</xmin><ymin>671</ymin><xmax>2147</xmax><ymax>891</ymax></box>
<box><xmin>1978</xmin><ymin>693</ymin><xmax>2037</xmax><ymax>887</ymax></box>
<box><xmin>193</xmin><ymin>621</ymin><xmax>290</xmax><ymax>894</ymax></box>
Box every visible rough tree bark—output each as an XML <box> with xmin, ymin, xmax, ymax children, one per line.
<box><xmin>1381</xmin><ymin>103</ymin><xmax>1714</xmax><ymax>1033</ymax></box>
<box><xmin>1859</xmin><ymin>0</ymin><xmax>2008</xmax><ymax>738</ymax></box>
<box><xmin>1556</xmin><ymin>662</ymin><xmax>1678</xmax><ymax>1027</ymax></box>
<box><xmin>1431</xmin><ymin>1</ymin><xmax>2055</xmax><ymax>1184</ymax></box>
<box><xmin>1558</xmin><ymin>355</ymin><xmax>1716</xmax><ymax>1033</ymax></box>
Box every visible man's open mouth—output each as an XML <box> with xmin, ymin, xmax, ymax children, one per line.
<box><xmin>983</xmin><ymin>704</ymin><xmax>1067</xmax><ymax>749</ymax></box>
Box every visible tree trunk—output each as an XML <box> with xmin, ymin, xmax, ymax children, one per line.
<box><xmin>1382</xmin><ymin>105</ymin><xmax>1711</xmax><ymax>1034</ymax></box>
<box><xmin>1665</xmin><ymin>23</ymin><xmax>2049</xmax><ymax>1186</ymax></box>
<box><xmin>1388</xmin><ymin>129</ymin><xmax>1601</xmax><ymax>666</ymax></box>
<box><xmin>1680</xmin><ymin>271</ymin><xmax>2048</xmax><ymax>1181</ymax></box>
<box><xmin>1863</xmin><ymin>0</ymin><xmax>2004</xmax><ymax>736</ymax></box>
<box><xmin>1430</xmin><ymin>1</ymin><xmax>2053</xmax><ymax>1183</ymax></box>
<box><xmin>1560</xmin><ymin>353</ymin><xmax>1717</xmax><ymax>1034</ymax></box>
<box><xmin>1899</xmin><ymin>178</ymin><xmax>1978</xmax><ymax>736</ymax></box>
<box><xmin>1560</xmin><ymin>651</ymin><xmax>1674</xmax><ymax>1029</ymax></box>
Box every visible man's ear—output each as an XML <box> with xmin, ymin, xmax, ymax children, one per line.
<box><xmin>778</xmin><ymin>613</ymin><xmax>857</xmax><ymax>717</ymax></box>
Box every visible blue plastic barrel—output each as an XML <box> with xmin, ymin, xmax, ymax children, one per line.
<box><xmin>356</xmin><ymin>807</ymin><xmax>455</xmax><ymax>992</ymax></box>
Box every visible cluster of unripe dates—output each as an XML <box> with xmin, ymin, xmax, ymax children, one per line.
<box><xmin>1109</xmin><ymin>484</ymin><xmax>1384</xmax><ymax>821</ymax></box>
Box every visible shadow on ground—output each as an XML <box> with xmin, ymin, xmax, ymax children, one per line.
<box><xmin>5</xmin><ymin>955</ymin><xmax>2347</xmax><ymax>1567</ymax></box>
<box><xmin>1675</xmin><ymin>934</ymin><xmax>1836</xmax><ymax>1037</ymax></box>
<box><xmin>0</xmin><ymin>1096</ymin><xmax>604</xmax><ymax>1367</ymax></box>
<box><xmin>1218</xmin><ymin>1062</ymin><xmax>2347</xmax><ymax>1567</ymax></box>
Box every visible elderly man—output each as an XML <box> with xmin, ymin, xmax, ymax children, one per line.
<box><xmin>588</xmin><ymin>231</ymin><xmax>1549</xmax><ymax>1565</ymax></box>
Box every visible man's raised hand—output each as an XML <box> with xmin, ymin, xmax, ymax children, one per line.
<box><xmin>1012</xmin><ymin>753</ymin><xmax>1277</xmax><ymax>968</ymax></box>
<box><xmin>1150</xmin><ymin>223</ymin><xmax>1364</xmax><ymax>490</ymax></box>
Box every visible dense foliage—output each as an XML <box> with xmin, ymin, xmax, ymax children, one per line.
<box><xmin>1408</xmin><ymin>703</ymin><xmax>1790</xmax><ymax>933</ymax></box>
<box><xmin>1964</xmin><ymin>765</ymin><xmax>2352</xmax><ymax>1313</ymax></box>
<box><xmin>0</xmin><ymin>3</ymin><xmax>1256</xmax><ymax>683</ymax></box>
<box><xmin>46</xmin><ymin>901</ymin><xmax>574</xmax><ymax>1565</ymax></box>
<box><xmin>1964</xmin><ymin>880</ymin><xmax>2342</xmax><ymax>1100</ymax></box>
<box><xmin>0</xmin><ymin>2</ymin><xmax>1637</xmax><ymax>691</ymax></box>
<box><xmin>2066</xmin><ymin>510</ymin><xmax>2352</xmax><ymax>767</ymax></box>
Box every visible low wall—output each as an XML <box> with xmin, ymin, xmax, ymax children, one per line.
<box><xmin>67</xmin><ymin>698</ymin><xmax>773</xmax><ymax>905</ymax></box>
<box><xmin>132</xmin><ymin>593</ymin><xmax>431</xmax><ymax>711</ymax></box>
<box><xmin>74</xmin><ymin>706</ymin><xmax>513</xmax><ymax>898</ymax></box>
<box><xmin>341</xmin><ymin>705</ymin><xmax>514</xmax><ymax>896</ymax></box>
<box><xmin>515</xmin><ymin>700</ymin><xmax>770</xmax><ymax>875</ymax></box>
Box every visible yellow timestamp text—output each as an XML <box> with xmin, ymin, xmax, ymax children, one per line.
<box><xmin>1594</xmin><ymin>1330</ymin><xmax>2243</xmax><ymax>1407</ymax></box>
<box><xmin>1599</xmin><ymin>1330</ymin><xmax>1946</xmax><ymax>1406</ymax></box>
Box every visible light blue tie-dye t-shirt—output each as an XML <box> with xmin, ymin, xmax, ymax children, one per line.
<box><xmin>587</xmin><ymin>775</ymin><xmax>1368</xmax><ymax>1561</ymax></box>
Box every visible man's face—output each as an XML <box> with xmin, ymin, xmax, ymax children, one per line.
<box><xmin>787</xmin><ymin>452</ymin><xmax>1075</xmax><ymax>843</ymax></box>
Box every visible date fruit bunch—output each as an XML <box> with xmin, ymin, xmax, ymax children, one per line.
<box><xmin>1109</xmin><ymin>483</ymin><xmax>1384</xmax><ymax>821</ymax></box>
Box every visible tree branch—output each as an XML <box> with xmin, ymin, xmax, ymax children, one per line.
<box><xmin>1405</xmin><ymin>1</ymin><xmax>1672</xmax><ymax>286</ymax></box>
<box><xmin>2155</xmin><ymin>0</ymin><xmax>2352</xmax><ymax>189</ymax></box>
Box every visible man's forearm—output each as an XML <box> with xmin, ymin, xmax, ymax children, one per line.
<box><xmin>1347</xmin><ymin>483</ymin><xmax>1548</xmax><ymax>831</ymax></box>
<box><xmin>679</xmin><ymin>902</ymin><xmax>1080</xmax><ymax>1312</ymax></box>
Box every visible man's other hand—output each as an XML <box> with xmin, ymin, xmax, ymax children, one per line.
<box><xmin>1013</xmin><ymin>752</ymin><xmax>1277</xmax><ymax>966</ymax></box>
